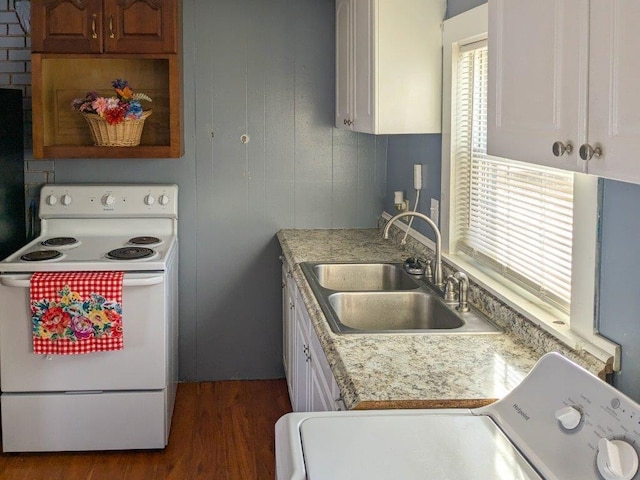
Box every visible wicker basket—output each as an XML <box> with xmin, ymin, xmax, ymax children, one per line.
<box><xmin>82</xmin><ymin>110</ymin><xmax>152</xmax><ymax>147</ymax></box>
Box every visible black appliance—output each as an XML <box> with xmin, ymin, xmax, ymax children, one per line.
<box><xmin>0</xmin><ymin>89</ymin><xmax>26</xmax><ymax>259</ymax></box>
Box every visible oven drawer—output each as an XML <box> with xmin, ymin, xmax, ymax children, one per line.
<box><xmin>1</xmin><ymin>390</ymin><xmax>167</xmax><ymax>452</ymax></box>
<box><xmin>0</xmin><ymin>273</ymin><xmax>169</xmax><ymax>392</ymax></box>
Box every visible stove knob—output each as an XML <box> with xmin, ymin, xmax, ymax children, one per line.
<box><xmin>46</xmin><ymin>194</ymin><xmax>57</xmax><ymax>206</ymax></box>
<box><xmin>159</xmin><ymin>194</ymin><xmax>170</xmax><ymax>206</ymax></box>
<box><xmin>102</xmin><ymin>194</ymin><xmax>116</xmax><ymax>207</ymax></box>
<box><xmin>61</xmin><ymin>194</ymin><xmax>72</xmax><ymax>206</ymax></box>
<box><xmin>144</xmin><ymin>194</ymin><xmax>156</xmax><ymax>206</ymax></box>
<box><xmin>597</xmin><ymin>437</ymin><xmax>639</xmax><ymax>480</ymax></box>
<box><xmin>554</xmin><ymin>406</ymin><xmax>582</xmax><ymax>430</ymax></box>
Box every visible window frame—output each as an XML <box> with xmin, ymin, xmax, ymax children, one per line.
<box><xmin>440</xmin><ymin>4</ymin><xmax>617</xmax><ymax>366</ymax></box>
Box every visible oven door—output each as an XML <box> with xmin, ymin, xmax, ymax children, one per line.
<box><xmin>0</xmin><ymin>272</ymin><xmax>168</xmax><ymax>392</ymax></box>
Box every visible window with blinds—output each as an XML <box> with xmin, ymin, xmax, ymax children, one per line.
<box><xmin>453</xmin><ymin>41</ymin><xmax>575</xmax><ymax>312</ymax></box>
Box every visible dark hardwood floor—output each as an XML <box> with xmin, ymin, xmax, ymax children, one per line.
<box><xmin>0</xmin><ymin>380</ymin><xmax>292</xmax><ymax>480</ymax></box>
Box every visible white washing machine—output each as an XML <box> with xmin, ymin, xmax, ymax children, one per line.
<box><xmin>277</xmin><ymin>353</ymin><xmax>640</xmax><ymax>479</ymax></box>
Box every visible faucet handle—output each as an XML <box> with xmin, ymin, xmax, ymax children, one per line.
<box><xmin>444</xmin><ymin>275</ymin><xmax>458</xmax><ymax>303</ymax></box>
<box><xmin>420</xmin><ymin>258</ymin><xmax>434</xmax><ymax>282</ymax></box>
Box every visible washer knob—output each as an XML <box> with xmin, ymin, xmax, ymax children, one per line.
<box><xmin>597</xmin><ymin>437</ymin><xmax>639</xmax><ymax>480</ymax></box>
<box><xmin>144</xmin><ymin>194</ymin><xmax>156</xmax><ymax>205</ymax></box>
<box><xmin>61</xmin><ymin>194</ymin><xmax>72</xmax><ymax>206</ymax></box>
<box><xmin>159</xmin><ymin>194</ymin><xmax>170</xmax><ymax>206</ymax></box>
<box><xmin>102</xmin><ymin>194</ymin><xmax>115</xmax><ymax>206</ymax></box>
<box><xmin>46</xmin><ymin>194</ymin><xmax>58</xmax><ymax>206</ymax></box>
<box><xmin>554</xmin><ymin>406</ymin><xmax>582</xmax><ymax>430</ymax></box>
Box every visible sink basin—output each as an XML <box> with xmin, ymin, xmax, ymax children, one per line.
<box><xmin>328</xmin><ymin>291</ymin><xmax>463</xmax><ymax>331</ymax></box>
<box><xmin>308</xmin><ymin>262</ymin><xmax>419</xmax><ymax>291</ymax></box>
<box><xmin>300</xmin><ymin>261</ymin><xmax>500</xmax><ymax>335</ymax></box>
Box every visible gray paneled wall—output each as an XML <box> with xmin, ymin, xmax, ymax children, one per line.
<box><xmin>53</xmin><ymin>0</ymin><xmax>386</xmax><ymax>381</ymax></box>
<box><xmin>598</xmin><ymin>180</ymin><xmax>640</xmax><ymax>400</ymax></box>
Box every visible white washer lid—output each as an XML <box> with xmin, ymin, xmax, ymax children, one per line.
<box><xmin>299</xmin><ymin>414</ymin><xmax>542</xmax><ymax>480</ymax></box>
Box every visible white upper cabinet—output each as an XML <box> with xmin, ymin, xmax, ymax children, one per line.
<box><xmin>489</xmin><ymin>0</ymin><xmax>640</xmax><ymax>184</ymax></box>
<box><xmin>587</xmin><ymin>2</ymin><xmax>640</xmax><ymax>183</ymax></box>
<box><xmin>336</xmin><ymin>0</ymin><xmax>445</xmax><ymax>135</ymax></box>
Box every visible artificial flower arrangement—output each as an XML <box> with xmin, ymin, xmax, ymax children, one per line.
<box><xmin>72</xmin><ymin>79</ymin><xmax>152</xmax><ymax>125</ymax></box>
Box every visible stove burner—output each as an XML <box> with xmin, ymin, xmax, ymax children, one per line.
<box><xmin>41</xmin><ymin>237</ymin><xmax>79</xmax><ymax>247</ymax></box>
<box><xmin>128</xmin><ymin>236</ymin><xmax>161</xmax><ymax>245</ymax></box>
<box><xmin>20</xmin><ymin>250</ymin><xmax>62</xmax><ymax>262</ymax></box>
<box><xmin>107</xmin><ymin>247</ymin><xmax>155</xmax><ymax>260</ymax></box>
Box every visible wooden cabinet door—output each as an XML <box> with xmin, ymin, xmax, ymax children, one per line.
<box><xmin>587</xmin><ymin>1</ymin><xmax>640</xmax><ymax>184</ymax></box>
<box><xmin>32</xmin><ymin>0</ymin><xmax>103</xmax><ymax>53</ymax></box>
<box><xmin>104</xmin><ymin>0</ymin><xmax>178</xmax><ymax>53</ymax></box>
<box><xmin>488</xmin><ymin>0</ymin><xmax>588</xmax><ymax>172</ymax></box>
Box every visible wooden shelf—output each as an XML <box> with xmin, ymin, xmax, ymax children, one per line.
<box><xmin>32</xmin><ymin>53</ymin><xmax>182</xmax><ymax>159</ymax></box>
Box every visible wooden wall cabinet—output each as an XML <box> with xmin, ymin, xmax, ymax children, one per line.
<box><xmin>31</xmin><ymin>0</ymin><xmax>183</xmax><ymax>159</ymax></box>
<box><xmin>32</xmin><ymin>0</ymin><xmax>178</xmax><ymax>54</ymax></box>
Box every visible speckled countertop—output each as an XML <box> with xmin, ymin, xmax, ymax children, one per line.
<box><xmin>278</xmin><ymin>228</ymin><xmax>610</xmax><ymax>410</ymax></box>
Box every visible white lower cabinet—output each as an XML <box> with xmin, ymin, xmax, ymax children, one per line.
<box><xmin>281</xmin><ymin>260</ymin><xmax>295</xmax><ymax>401</ymax></box>
<box><xmin>281</xmin><ymin>259</ymin><xmax>343</xmax><ymax>412</ymax></box>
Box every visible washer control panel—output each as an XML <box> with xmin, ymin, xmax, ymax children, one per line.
<box><xmin>480</xmin><ymin>353</ymin><xmax>640</xmax><ymax>480</ymax></box>
<box><xmin>39</xmin><ymin>184</ymin><xmax>178</xmax><ymax>218</ymax></box>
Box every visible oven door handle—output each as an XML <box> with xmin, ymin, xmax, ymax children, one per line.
<box><xmin>0</xmin><ymin>275</ymin><xmax>165</xmax><ymax>288</ymax></box>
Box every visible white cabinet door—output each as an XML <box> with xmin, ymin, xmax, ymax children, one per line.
<box><xmin>587</xmin><ymin>1</ymin><xmax>640</xmax><ymax>184</ymax></box>
<box><xmin>351</xmin><ymin>0</ymin><xmax>374</xmax><ymax>133</ymax></box>
<box><xmin>281</xmin><ymin>261</ymin><xmax>296</xmax><ymax>396</ymax></box>
<box><xmin>336</xmin><ymin>0</ymin><xmax>443</xmax><ymax>134</ymax></box>
<box><xmin>336</xmin><ymin>0</ymin><xmax>353</xmax><ymax>129</ymax></box>
<box><xmin>488</xmin><ymin>0</ymin><xmax>588</xmax><ymax>172</ymax></box>
<box><xmin>285</xmin><ymin>278</ymin><xmax>343</xmax><ymax>412</ymax></box>
<box><xmin>308</xmin><ymin>365</ymin><xmax>334</xmax><ymax>412</ymax></box>
<box><xmin>292</xmin><ymin>315</ymin><xmax>309</xmax><ymax>412</ymax></box>
<box><xmin>489</xmin><ymin>0</ymin><xmax>640</xmax><ymax>184</ymax></box>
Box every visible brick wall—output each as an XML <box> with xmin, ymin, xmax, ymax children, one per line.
<box><xmin>0</xmin><ymin>0</ymin><xmax>54</xmax><ymax>237</ymax></box>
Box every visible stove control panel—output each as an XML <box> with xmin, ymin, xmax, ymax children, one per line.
<box><xmin>39</xmin><ymin>185</ymin><xmax>178</xmax><ymax>218</ymax></box>
<box><xmin>480</xmin><ymin>353</ymin><xmax>640</xmax><ymax>480</ymax></box>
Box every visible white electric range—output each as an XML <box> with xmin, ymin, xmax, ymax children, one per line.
<box><xmin>0</xmin><ymin>184</ymin><xmax>179</xmax><ymax>452</ymax></box>
<box><xmin>277</xmin><ymin>352</ymin><xmax>640</xmax><ymax>480</ymax></box>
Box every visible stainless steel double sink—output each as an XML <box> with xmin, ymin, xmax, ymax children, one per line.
<box><xmin>301</xmin><ymin>262</ymin><xmax>500</xmax><ymax>335</ymax></box>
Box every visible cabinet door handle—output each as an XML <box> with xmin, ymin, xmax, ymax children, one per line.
<box><xmin>552</xmin><ymin>141</ymin><xmax>573</xmax><ymax>157</ymax></box>
<box><xmin>91</xmin><ymin>14</ymin><xmax>98</xmax><ymax>39</ymax></box>
<box><xmin>109</xmin><ymin>15</ymin><xmax>115</xmax><ymax>39</ymax></box>
<box><xmin>579</xmin><ymin>143</ymin><xmax>602</xmax><ymax>161</ymax></box>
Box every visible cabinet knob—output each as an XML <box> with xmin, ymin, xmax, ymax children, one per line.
<box><xmin>91</xmin><ymin>14</ymin><xmax>98</xmax><ymax>39</ymax></box>
<box><xmin>552</xmin><ymin>141</ymin><xmax>573</xmax><ymax>157</ymax></box>
<box><xmin>579</xmin><ymin>143</ymin><xmax>602</xmax><ymax>161</ymax></box>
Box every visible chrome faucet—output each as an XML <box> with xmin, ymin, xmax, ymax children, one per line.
<box><xmin>382</xmin><ymin>211</ymin><xmax>443</xmax><ymax>288</ymax></box>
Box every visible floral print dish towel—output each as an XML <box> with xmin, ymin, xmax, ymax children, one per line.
<box><xmin>30</xmin><ymin>271</ymin><xmax>125</xmax><ymax>355</ymax></box>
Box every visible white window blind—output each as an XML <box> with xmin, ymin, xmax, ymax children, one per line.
<box><xmin>453</xmin><ymin>42</ymin><xmax>575</xmax><ymax>311</ymax></box>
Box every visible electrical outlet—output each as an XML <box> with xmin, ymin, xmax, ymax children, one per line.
<box><xmin>430</xmin><ymin>198</ymin><xmax>439</xmax><ymax>226</ymax></box>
